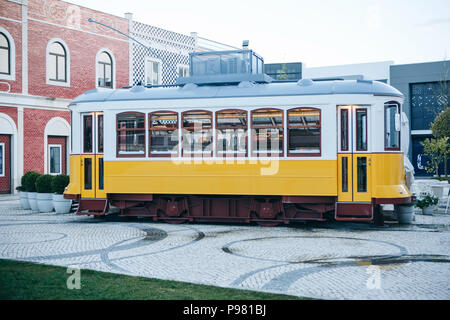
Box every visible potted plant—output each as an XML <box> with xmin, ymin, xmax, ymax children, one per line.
<box><xmin>51</xmin><ymin>174</ymin><xmax>72</xmax><ymax>214</ymax></box>
<box><xmin>24</xmin><ymin>171</ymin><xmax>41</xmax><ymax>211</ymax></box>
<box><xmin>395</xmin><ymin>199</ymin><xmax>417</xmax><ymax>224</ymax></box>
<box><xmin>35</xmin><ymin>174</ymin><xmax>54</xmax><ymax>213</ymax></box>
<box><xmin>416</xmin><ymin>194</ymin><xmax>439</xmax><ymax>215</ymax></box>
<box><xmin>16</xmin><ymin>182</ymin><xmax>30</xmax><ymax>210</ymax></box>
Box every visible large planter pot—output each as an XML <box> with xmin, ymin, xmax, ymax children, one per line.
<box><xmin>36</xmin><ymin>193</ymin><xmax>54</xmax><ymax>213</ymax></box>
<box><xmin>422</xmin><ymin>205</ymin><xmax>436</xmax><ymax>215</ymax></box>
<box><xmin>52</xmin><ymin>194</ymin><xmax>72</xmax><ymax>214</ymax></box>
<box><xmin>19</xmin><ymin>191</ymin><xmax>30</xmax><ymax>210</ymax></box>
<box><xmin>395</xmin><ymin>205</ymin><xmax>414</xmax><ymax>224</ymax></box>
<box><xmin>27</xmin><ymin>192</ymin><xmax>38</xmax><ymax>211</ymax></box>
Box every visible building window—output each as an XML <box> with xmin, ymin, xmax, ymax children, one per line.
<box><xmin>216</xmin><ymin>109</ymin><xmax>247</xmax><ymax>156</ymax></box>
<box><xmin>97</xmin><ymin>51</ymin><xmax>113</xmax><ymax>88</ymax></box>
<box><xmin>149</xmin><ymin>111</ymin><xmax>178</xmax><ymax>156</ymax></box>
<box><xmin>178</xmin><ymin>65</ymin><xmax>189</xmax><ymax>78</ymax></box>
<box><xmin>145</xmin><ymin>58</ymin><xmax>161</xmax><ymax>85</ymax></box>
<box><xmin>0</xmin><ymin>33</ymin><xmax>10</xmax><ymax>75</ymax></box>
<box><xmin>48</xmin><ymin>145</ymin><xmax>62</xmax><ymax>175</ymax></box>
<box><xmin>48</xmin><ymin>41</ymin><xmax>67</xmax><ymax>82</ymax></box>
<box><xmin>287</xmin><ymin>108</ymin><xmax>321</xmax><ymax>156</ymax></box>
<box><xmin>117</xmin><ymin>112</ymin><xmax>146</xmax><ymax>157</ymax></box>
<box><xmin>385</xmin><ymin>103</ymin><xmax>400</xmax><ymax>150</ymax></box>
<box><xmin>356</xmin><ymin>109</ymin><xmax>368</xmax><ymax>151</ymax></box>
<box><xmin>0</xmin><ymin>143</ymin><xmax>4</xmax><ymax>177</ymax></box>
<box><xmin>182</xmin><ymin>110</ymin><xmax>212</xmax><ymax>156</ymax></box>
<box><xmin>251</xmin><ymin>108</ymin><xmax>283</xmax><ymax>156</ymax></box>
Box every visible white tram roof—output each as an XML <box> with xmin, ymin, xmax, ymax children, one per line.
<box><xmin>70</xmin><ymin>79</ymin><xmax>404</xmax><ymax>105</ymax></box>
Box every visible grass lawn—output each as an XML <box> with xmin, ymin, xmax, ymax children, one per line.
<box><xmin>0</xmin><ymin>259</ymin><xmax>306</xmax><ymax>300</ymax></box>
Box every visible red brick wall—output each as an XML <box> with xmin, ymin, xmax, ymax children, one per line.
<box><xmin>23</xmin><ymin>108</ymin><xmax>70</xmax><ymax>174</ymax></box>
<box><xmin>27</xmin><ymin>0</ymin><xmax>129</xmax><ymax>99</ymax></box>
<box><xmin>0</xmin><ymin>0</ymin><xmax>23</xmax><ymax>94</ymax></box>
<box><xmin>0</xmin><ymin>107</ymin><xmax>18</xmax><ymax>126</ymax></box>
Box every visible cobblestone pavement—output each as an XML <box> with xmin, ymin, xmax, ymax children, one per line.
<box><xmin>0</xmin><ymin>197</ymin><xmax>449</xmax><ymax>300</ymax></box>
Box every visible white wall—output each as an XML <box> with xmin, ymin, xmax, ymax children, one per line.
<box><xmin>303</xmin><ymin>61</ymin><xmax>394</xmax><ymax>83</ymax></box>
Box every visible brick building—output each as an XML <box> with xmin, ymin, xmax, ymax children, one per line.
<box><xmin>0</xmin><ymin>0</ymin><xmax>129</xmax><ymax>193</ymax></box>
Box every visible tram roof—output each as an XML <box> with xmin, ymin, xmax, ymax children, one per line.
<box><xmin>71</xmin><ymin>79</ymin><xmax>404</xmax><ymax>105</ymax></box>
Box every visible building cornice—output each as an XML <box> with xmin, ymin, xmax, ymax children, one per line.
<box><xmin>0</xmin><ymin>92</ymin><xmax>71</xmax><ymax>110</ymax></box>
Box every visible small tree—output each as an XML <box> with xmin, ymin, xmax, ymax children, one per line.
<box><xmin>420</xmin><ymin>137</ymin><xmax>450</xmax><ymax>177</ymax></box>
<box><xmin>431</xmin><ymin>108</ymin><xmax>450</xmax><ymax>177</ymax></box>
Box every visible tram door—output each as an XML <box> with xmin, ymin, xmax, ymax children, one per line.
<box><xmin>337</xmin><ymin>106</ymin><xmax>372</xmax><ymax>203</ymax></box>
<box><xmin>80</xmin><ymin>113</ymin><xmax>105</xmax><ymax>199</ymax></box>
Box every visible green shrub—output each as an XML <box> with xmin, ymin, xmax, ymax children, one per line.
<box><xmin>51</xmin><ymin>174</ymin><xmax>70</xmax><ymax>194</ymax></box>
<box><xmin>23</xmin><ymin>171</ymin><xmax>41</xmax><ymax>192</ymax></box>
<box><xmin>416</xmin><ymin>194</ymin><xmax>439</xmax><ymax>209</ymax></box>
<box><xmin>35</xmin><ymin>174</ymin><xmax>53</xmax><ymax>193</ymax></box>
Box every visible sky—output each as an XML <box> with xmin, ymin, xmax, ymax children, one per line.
<box><xmin>67</xmin><ymin>0</ymin><xmax>450</xmax><ymax>67</ymax></box>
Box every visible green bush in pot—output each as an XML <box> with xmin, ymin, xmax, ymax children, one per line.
<box><xmin>16</xmin><ymin>173</ymin><xmax>29</xmax><ymax>209</ymax></box>
<box><xmin>416</xmin><ymin>194</ymin><xmax>439</xmax><ymax>215</ymax></box>
<box><xmin>24</xmin><ymin>171</ymin><xmax>41</xmax><ymax>211</ymax></box>
<box><xmin>51</xmin><ymin>174</ymin><xmax>72</xmax><ymax>214</ymax></box>
<box><xmin>35</xmin><ymin>174</ymin><xmax>54</xmax><ymax>213</ymax></box>
<box><xmin>51</xmin><ymin>174</ymin><xmax>70</xmax><ymax>195</ymax></box>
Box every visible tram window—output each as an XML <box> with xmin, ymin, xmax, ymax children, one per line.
<box><xmin>98</xmin><ymin>115</ymin><xmax>104</xmax><ymax>153</ymax></box>
<box><xmin>385</xmin><ymin>103</ymin><xmax>400</xmax><ymax>150</ymax></box>
<box><xmin>250</xmin><ymin>109</ymin><xmax>283</xmax><ymax>156</ymax></box>
<box><xmin>357</xmin><ymin>157</ymin><xmax>367</xmax><ymax>192</ymax></box>
<box><xmin>149</xmin><ymin>111</ymin><xmax>179</xmax><ymax>156</ymax></box>
<box><xmin>84</xmin><ymin>158</ymin><xmax>92</xmax><ymax>190</ymax></box>
<box><xmin>342</xmin><ymin>157</ymin><xmax>348</xmax><ymax>193</ymax></box>
<box><xmin>83</xmin><ymin>115</ymin><xmax>93</xmax><ymax>153</ymax></box>
<box><xmin>98</xmin><ymin>158</ymin><xmax>104</xmax><ymax>190</ymax></box>
<box><xmin>117</xmin><ymin>112</ymin><xmax>145</xmax><ymax>157</ymax></box>
<box><xmin>182</xmin><ymin>111</ymin><xmax>212</xmax><ymax>155</ymax></box>
<box><xmin>287</xmin><ymin>108</ymin><xmax>320</xmax><ymax>155</ymax></box>
<box><xmin>216</xmin><ymin>110</ymin><xmax>247</xmax><ymax>155</ymax></box>
<box><xmin>341</xmin><ymin>109</ymin><xmax>349</xmax><ymax>151</ymax></box>
<box><xmin>356</xmin><ymin>109</ymin><xmax>368</xmax><ymax>151</ymax></box>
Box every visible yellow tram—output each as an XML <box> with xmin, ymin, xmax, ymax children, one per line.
<box><xmin>65</xmin><ymin>49</ymin><xmax>411</xmax><ymax>225</ymax></box>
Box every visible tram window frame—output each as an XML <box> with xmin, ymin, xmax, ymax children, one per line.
<box><xmin>216</xmin><ymin>109</ymin><xmax>248</xmax><ymax>157</ymax></box>
<box><xmin>181</xmin><ymin>110</ymin><xmax>213</xmax><ymax>157</ymax></box>
<box><xmin>116</xmin><ymin>112</ymin><xmax>146</xmax><ymax>158</ymax></box>
<box><xmin>356</xmin><ymin>108</ymin><xmax>368</xmax><ymax>152</ymax></box>
<box><xmin>149</xmin><ymin>111</ymin><xmax>179</xmax><ymax>157</ymax></box>
<box><xmin>97</xmin><ymin>114</ymin><xmax>104</xmax><ymax>154</ymax></box>
<box><xmin>250</xmin><ymin>108</ymin><xmax>284</xmax><ymax>157</ymax></box>
<box><xmin>341</xmin><ymin>109</ymin><xmax>349</xmax><ymax>151</ymax></box>
<box><xmin>384</xmin><ymin>102</ymin><xmax>401</xmax><ymax>151</ymax></box>
<box><xmin>287</xmin><ymin>107</ymin><xmax>321</xmax><ymax>157</ymax></box>
<box><xmin>83</xmin><ymin>114</ymin><xmax>93</xmax><ymax>154</ymax></box>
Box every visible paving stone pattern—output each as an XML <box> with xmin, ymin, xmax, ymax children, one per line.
<box><xmin>0</xmin><ymin>197</ymin><xmax>449</xmax><ymax>300</ymax></box>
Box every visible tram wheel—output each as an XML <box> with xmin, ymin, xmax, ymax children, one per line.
<box><xmin>255</xmin><ymin>220</ymin><xmax>281</xmax><ymax>227</ymax></box>
<box><xmin>161</xmin><ymin>218</ymin><xmax>188</xmax><ymax>224</ymax></box>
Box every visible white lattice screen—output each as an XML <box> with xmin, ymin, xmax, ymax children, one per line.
<box><xmin>131</xmin><ymin>21</ymin><xmax>196</xmax><ymax>85</ymax></box>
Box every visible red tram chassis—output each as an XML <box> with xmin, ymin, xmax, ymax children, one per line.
<box><xmin>64</xmin><ymin>193</ymin><xmax>396</xmax><ymax>226</ymax></box>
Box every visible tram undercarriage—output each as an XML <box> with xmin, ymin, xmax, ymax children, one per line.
<box><xmin>67</xmin><ymin>194</ymin><xmax>409</xmax><ymax>226</ymax></box>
